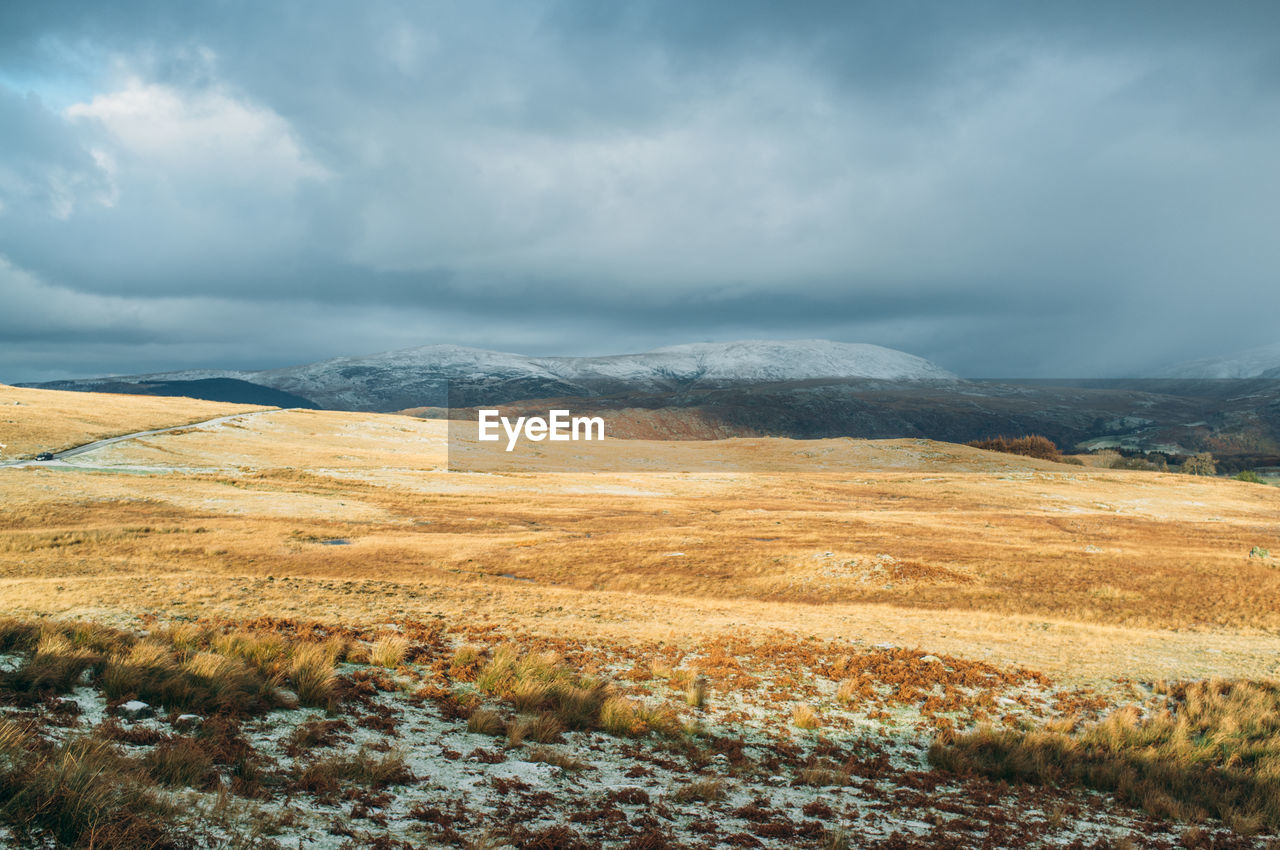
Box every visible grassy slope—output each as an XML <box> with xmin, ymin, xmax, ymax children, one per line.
<box><xmin>3</xmin><ymin>388</ymin><xmax>1280</xmax><ymax>843</ymax></box>
<box><xmin>0</xmin><ymin>384</ymin><xmax>269</xmax><ymax>459</ymax></box>
<box><xmin>0</xmin><ymin>391</ymin><xmax>1278</xmax><ymax>686</ymax></box>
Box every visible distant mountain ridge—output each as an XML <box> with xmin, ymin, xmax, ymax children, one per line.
<box><xmin>1159</xmin><ymin>342</ymin><xmax>1280</xmax><ymax>379</ymax></box>
<box><xmin>21</xmin><ymin>340</ymin><xmax>957</xmax><ymax>412</ymax></box>
<box><xmin>18</xmin><ymin>343</ymin><xmax>1280</xmax><ymax>466</ymax></box>
<box><xmin>30</xmin><ymin>377</ymin><xmax>321</xmax><ymax>410</ymax></box>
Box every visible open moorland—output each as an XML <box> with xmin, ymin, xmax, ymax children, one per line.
<box><xmin>2</xmin><ymin>384</ymin><xmax>1280</xmax><ymax>848</ymax></box>
<box><xmin>0</xmin><ymin>384</ymin><xmax>268</xmax><ymax>459</ymax></box>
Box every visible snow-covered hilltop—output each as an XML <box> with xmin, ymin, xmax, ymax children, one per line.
<box><xmin>1158</xmin><ymin>342</ymin><xmax>1280</xmax><ymax>379</ymax></box>
<box><xmin>26</xmin><ymin>340</ymin><xmax>958</xmax><ymax>411</ymax></box>
<box><xmin>537</xmin><ymin>340</ymin><xmax>955</xmax><ymax>386</ymax></box>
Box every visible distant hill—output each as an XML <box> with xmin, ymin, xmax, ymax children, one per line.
<box><xmin>433</xmin><ymin>375</ymin><xmax>1280</xmax><ymax>468</ymax></box>
<box><xmin>1159</xmin><ymin>342</ymin><xmax>1280</xmax><ymax>379</ymax></box>
<box><xmin>22</xmin><ymin>343</ymin><xmax>1280</xmax><ymax>466</ymax></box>
<box><xmin>29</xmin><ymin>377</ymin><xmax>319</xmax><ymax>409</ymax></box>
<box><xmin>22</xmin><ymin>340</ymin><xmax>956</xmax><ymax>412</ymax></box>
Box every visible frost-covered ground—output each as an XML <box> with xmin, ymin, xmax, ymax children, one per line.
<box><xmin>1</xmin><ymin>624</ymin><xmax>1271</xmax><ymax>850</ymax></box>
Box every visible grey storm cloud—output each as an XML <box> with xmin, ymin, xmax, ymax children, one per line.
<box><xmin>2</xmin><ymin>0</ymin><xmax>1279</xmax><ymax>381</ymax></box>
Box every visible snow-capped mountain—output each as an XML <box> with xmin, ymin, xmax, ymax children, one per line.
<box><xmin>26</xmin><ymin>340</ymin><xmax>958</xmax><ymax>411</ymax></box>
<box><xmin>253</xmin><ymin>345</ymin><xmax>577</xmax><ymax>412</ymax></box>
<box><xmin>1158</xmin><ymin>342</ymin><xmax>1280</xmax><ymax>379</ymax></box>
<box><xmin>535</xmin><ymin>340</ymin><xmax>955</xmax><ymax>386</ymax></box>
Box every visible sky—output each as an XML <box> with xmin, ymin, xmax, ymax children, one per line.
<box><xmin>2</xmin><ymin>1</ymin><xmax>1279</xmax><ymax>381</ymax></box>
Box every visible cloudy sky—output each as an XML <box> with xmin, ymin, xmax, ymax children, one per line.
<box><xmin>2</xmin><ymin>1</ymin><xmax>1278</xmax><ymax>381</ymax></box>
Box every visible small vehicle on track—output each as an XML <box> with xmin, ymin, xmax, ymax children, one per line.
<box><xmin>34</xmin><ymin>452</ymin><xmax>54</xmax><ymax>461</ymax></box>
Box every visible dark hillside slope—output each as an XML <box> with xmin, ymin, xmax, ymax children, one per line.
<box><xmin>439</xmin><ymin>377</ymin><xmax>1280</xmax><ymax>461</ymax></box>
<box><xmin>29</xmin><ymin>378</ymin><xmax>319</xmax><ymax>409</ymax></box>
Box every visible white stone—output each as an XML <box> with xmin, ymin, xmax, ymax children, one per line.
<box><xmin>117</xmin><ymin>699</ymin><xmax>154</xmax><ymax>719</ymax></box>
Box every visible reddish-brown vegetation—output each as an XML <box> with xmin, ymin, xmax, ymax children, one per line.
<box><xmin>966</xmin><ymin>434</ymin><xmax>1062</xmax><ymax>461</ymax></box>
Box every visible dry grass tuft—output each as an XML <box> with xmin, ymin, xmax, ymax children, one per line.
<box><xmin>504</xmin><ymin>717</ymin><xmax>527</xmax><ymax>748</ymax></box>
<box><xmin>792</xmin><ymin>704</ymin><xmax>822</xmax><ymax>730</ymax></box>
<box><xmin>99</xmin><ymin>639</ymin><xmax>281</xmax><ymax>716</ymax></box>
<box><xmin>526</xmin><ymin>746</ymin><xmax>589</xmax><ymax>772</ymax></box>
<box><xmin>0</xmin><ymin>719</ymin><xmax>173</xmax><ymax>848</ymax></box>
<box><xmin>599</xmin><ymin>696</ymin><xmax>643</xmax><ymax>737</ymax></box>
<box><xmin>288</xmin><ymin>643</ymin><xmax>337</xmax><ymax>709</ymax></box>
<box><xmin>142</xmin><ymin>737</ymin><xmax>218</xmax><ymax>789</ymax></box>
<box><xmin>184</xmin><ymin>651</ymin><xmax>279</xmax><ymax>709</ymax></box>
<box><xmin>0</xmin><ymin>717</ymin><xmax>29</xmax><ymax>759</ymax></box>
<box><xmin>686</xmin><ymin>675</ymin><xmax>709</xmax><ymax>709</ymax></box>
<box><xmin>509</xmin><ymin>679</ymin><xmax>552</xmax><ymax>713</ymax></box>
<box><xmin>668</xmin><ymin>668</ymin><xmax>697</xmax><ymax>690</ymax></box>
<box><xmin>449</xmin><ymin>645</ymin><xmax>484</xmax><ymax>681</ymax></box>
<box><xmin>507</xmin><ymin>712</ymin><xmax>562</xmax><ymax>747</ymax></box>
<box><xmin>473</xmin><ymin>646</ymin><xmax>612</xmax><ymax>732</ymax></box>
<box><xmin>595</xmin><ymin>696</ymin><xmax>683</xmax><ymax>739</ymax></box>
<box><xmin>797</xmin><ymin>766</ymin><xmax>851</xmax><ymax>787</ymax></box>
<box><xmin>370</xmin><ymin>635</ymin><xmax>409</xmax><ymax>668</ymax></box>
<box><xmin>3</xmin><ymin>630</ymin><xmax>104</xmax><ymax>696</ymax></box>
<box><xmin>293</xmin><ymin>748</ymin><xmax>412</xmax><ymax>795</ymax></box>
<box><xmin>634</xmin><ymin>701</ymin><xmax>683</xmax><ymax>738</ymax></box>
<box><xmin>0</xmin><ymin>619</ymin><xmax>40</xmax><ymax>652</ymax></box>
<box><xmin>821</xmin><ymin>827</ymin><xmax>852</xmax><ymax>850</ymax></box>
<box><xmin>467</xmin><ymin>706</ymin><xmax>505</xmax><ymax>737</ymax></box>
<box><xmin>671</xmin><ymin>777</ymin><xmax>727</xmax><ymax>802</ymax></box>
<box><xmin>931</xmin><ymin>679</ymin><xmax>1280</xmax><ymax>831</ymax></box>
<box><xmin>154</xmin><ymin>622</ymin><xmax>206</xmax><ymax>654</ymax></box>
<box><xmin>211</xmin><ymin>630</ymin><xmax>287</xmax><ymax>673</ymax></box>
<box><xmin>836</xmin><ymin>677</ymin><xmax>872</xmax><ymax>706</ymax></box>
<box><xmin>0</xmin><ymin>621</ymin><xmax>136</xmax><ymax>699</ymax></box>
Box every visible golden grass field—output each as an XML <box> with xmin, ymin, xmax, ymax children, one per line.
<box><xmin>6</xmin><ymin>384</ymin><xmax>1280</xmax><ymax>846</ymax></box>
<box><xmin>2</xmin><ymin>384</ymin><xmax>1278</xmax><ymax>688</ymax></box>
<box><xmin>0</xmin><ymin>383</ymin><xmax>268</xmax><ymax>459</ymax></box>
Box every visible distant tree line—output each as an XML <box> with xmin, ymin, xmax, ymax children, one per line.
<box><xmin>965</xmin><ymin>435</ymin><xmax>1061</xmax><ymax>461</ymax></box>
<box><xmin>966</xmin><ymin>435</ymin><xmax>1268</xmax><ymax>481</ymax></box>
